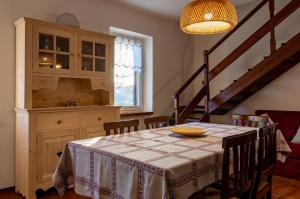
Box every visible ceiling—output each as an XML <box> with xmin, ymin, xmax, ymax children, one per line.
<box><xmin>111</xmin><ymin>0</ymin><xmax>256</xmax><ymax>21</ymax></box>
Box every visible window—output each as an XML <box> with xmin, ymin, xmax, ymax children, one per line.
<box><xmin>111</xmin><ymin>27</ymin><xmax>153</xmax><ymax>113</ymax></box>
<box><xmin>114</xmin><ymin>36</ymin><xmax>143</xmax><ymax>107</ymax></box>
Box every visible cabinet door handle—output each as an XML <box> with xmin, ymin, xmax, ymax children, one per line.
<box><xmin>57</xmin><ymin>120</ymin><xmax>62</xmax><ymax>125</ymax></box>
<box><xmin>98</xmin><ymin>117</ymin><xmax>102</xmax><ymax>121</ymax></box>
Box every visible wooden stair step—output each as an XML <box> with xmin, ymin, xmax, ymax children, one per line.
<box><xmin>185</xmin><ymin>118</ymin><xmax>201</xmax><ymax>123</ymax></box>
<box><xmin>178</xmin><ymin>106</ymin><xmax>205</xmax><ymax>111</ymax></box>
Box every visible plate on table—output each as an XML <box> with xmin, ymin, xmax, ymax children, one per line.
<box><xmin>169</xmin><ymin>127</ymin><xmax>207</xmax><ymax>137</ymax></box>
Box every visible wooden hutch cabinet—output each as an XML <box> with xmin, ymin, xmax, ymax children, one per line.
<box><xmin>15</xmin><ymin>17</ymin><xmax>120</xmax><ymax>199</ymax></box>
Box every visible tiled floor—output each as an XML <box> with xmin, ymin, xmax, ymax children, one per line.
<box><xmin>1</xmin><ymin>175</ymin><xmax>299</xmax><ymax>199</ymax></box>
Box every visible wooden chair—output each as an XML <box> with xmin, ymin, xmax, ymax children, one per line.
<box><xmin>252</xmin><ymin>124</ymin><xmax>278</xmax><ymax>199</ymax></box>
<box><xmin>233</xmin><ymin>114</ymin><xmax>268</xmax><ymax>127</ymax></box>
<box><xmin>220</xmin><ymin>130</ymin><xmax>257</xmax><ymax>199</ymax></box>
<box><xmin>104</xmin><ymin>119</ymin><xmax>139</xmax><ymax>136</ymax></box>
<box><xmin>192</xmin><ymin>131</ymin><xmax>258</xmax><ymax>199</ymax></box>
<box><xmin>144</xmin><ymin>116</ymin><xmax>169</xmax><ymax>129</ymax></box>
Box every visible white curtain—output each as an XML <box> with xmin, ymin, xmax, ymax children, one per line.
<box><xmin>114</xmin><ymin>36</ymin><xmax>142</xmax><ymax>105</ymax></box>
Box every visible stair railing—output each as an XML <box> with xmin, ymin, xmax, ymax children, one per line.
<box><xmin>173</xmin><ymin>0</ymin><xmax>299</xmax><ymax>124</ymax></box>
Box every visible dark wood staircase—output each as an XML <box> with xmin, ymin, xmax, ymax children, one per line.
<box><xmin>210</xmin><ymin>34</ymin><xmax>300</xmax><ymax>114</ymax></box>
<box><xmin>173</xmin><ymin>0</ymin><xmax>300</xmax><ymax>124</ymax></box>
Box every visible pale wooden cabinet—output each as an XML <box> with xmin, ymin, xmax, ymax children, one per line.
<box><xmin>15</xmin><ymin>17</ymin><xmax>120</xmax><ymax>199</ymax></box>
<box><xmin>15</xmin><ymin>107</ymin><xmax>120</xmax><ymax>199</ymax></box>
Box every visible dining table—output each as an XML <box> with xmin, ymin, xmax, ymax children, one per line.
<box><xmin>53</xmin><ymin>122</ymin><xmax>291</xmax><ymax>199</ymax></box>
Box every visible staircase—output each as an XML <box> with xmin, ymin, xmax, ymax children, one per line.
<box><xmin>173</xmin><ymin>0</ymin><xmax>300</xmax><ymax>124</ymax></box>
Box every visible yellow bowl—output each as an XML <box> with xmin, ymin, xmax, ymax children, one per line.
<box><xmin>169</xmin><ymin>127</ymin><xmax>207</xmax><ymax>137</ymax></box>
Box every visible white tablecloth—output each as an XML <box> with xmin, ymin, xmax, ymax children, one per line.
<box><xmin>53</xmin><ymin>122</ymin><xmax>289</xmax><ymax>199</ymax></box>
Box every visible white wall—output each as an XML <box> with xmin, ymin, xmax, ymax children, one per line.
<box><xmin>0</xmin><ymin>0</ymin><xmax>190</xmax><ymax>188</ymax></box>
<box><xmin>189</xmin><ymin>0</ymin><xmax>300</xmax><ymax>124</ymax></box>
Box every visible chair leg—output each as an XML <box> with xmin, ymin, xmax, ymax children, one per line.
<box><xmin>266</xmin><ymin>190</ymin><xmax>272</xmax><ymax>199</ymax></box>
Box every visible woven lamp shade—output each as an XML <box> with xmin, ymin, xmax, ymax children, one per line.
<box><xmin>180</xmin><ymin>0</ymin><xmax>237</xmax><ymax>34</ymax></box>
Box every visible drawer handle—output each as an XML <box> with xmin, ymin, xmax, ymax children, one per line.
<box><xmin>57</xmin><ymin>120</ymin><xmax>63</xmax><ymax>125</ymax></box>
<box><xmin>98</xmin><ymin>117</ymin><xmax>102</xmax><ymax>121</ymax></box>
<box><xmin>57</xmin><ymin>152</ymin><xmax>62</xmax><ymax>157</ymax></box>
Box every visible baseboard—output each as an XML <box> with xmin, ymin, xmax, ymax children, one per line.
<box><xmin>0</xmin><ymin>186</ymin><xmax>15</xmax><ymax>193</ymax></box>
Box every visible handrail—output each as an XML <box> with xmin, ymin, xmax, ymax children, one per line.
<box><xmin>173</xmin><ymin>63</ymin><xmax>206</xmax><ymax>98</ymax></box>
<box><xmin>208</xmin><ymin>0</ymin><xmax>299</xmax><ymax>81</ymax></box>
<box><xmin>208</xmin><ymin>0</ymin><xmax>269</xmax><ymax>55</ymax></box>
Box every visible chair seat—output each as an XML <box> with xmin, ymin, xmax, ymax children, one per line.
<box><xmin>211</xmin><ymin>171</ymin><xmax>252</xmax><ymax>192</ymax></box>
<box><xmin>210</xmin><ymin>178</ymin><xmax>252</xmax><ymax>198</ymax></box>
<box><xmin>189</xmin><ymin>176</ymin><xmax>252</xmax><ymax>199</ymax></box>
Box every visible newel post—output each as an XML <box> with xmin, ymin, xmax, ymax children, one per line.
<box><xmin>269</xmin><ymin>0</ymin><xmax>276</xmax><ymax>54</ymax></box>
<box><xmin>204</xmin><ymin>50</ymin><xmax>210</xmax><ymax>123</ymax></box>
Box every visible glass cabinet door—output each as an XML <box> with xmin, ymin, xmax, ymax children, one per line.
<box><xmin>33</xmin><ymin>26</ymin><xmax>75</xmax><ymax>74</ymax></box>
<box><xmin>78</xmin><ymin>35</ymin><xmax>109</xmax><ymax>76</ymax></box>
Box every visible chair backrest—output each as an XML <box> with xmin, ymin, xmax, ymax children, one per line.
<box><xmin>221</xmin><ymin>130</ymin><xmax>257</xmax><ymax>199</ymax></box>
<box><xmin>144</xmin><ymin>116</ymin><xmax>169</xmax><ymax>129</ymax></box>
<box><xmin>104</xmin><ymin>119</ymin><xmax>139</xmax><ymax>136</ymax></box>
<box><xmin>233</xmin><ymin>114</ymin><xmax>268</xmax><ymax>127</ymax></box>
<box><xmin>252</xmin><ymin>124</ymin><xmax>278</xmax><ymax>198</ymax></box>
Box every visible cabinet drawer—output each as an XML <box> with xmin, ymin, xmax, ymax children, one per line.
<box><xmin>32</xmin><ymin>75</ymin><xmax>58</xmax><ymax>90</ymax></box>
<box><xmin>82</xmin><ymin>126</ymin><xmax>105</xmax><ymax>139</ymax></box>
<box><xmin>94</xmin><ymin>78</ymin><xmax>111</xmax><ymax>87</ymax></box>
<box><xmin>80</xmin><ymin>110</ymin><xmax>118</xmax><ymax>128</ymax></box>
<box><xmin>91</xmin><ymin>78</ymin><xmax>112</xmax><ymax>90</ymax></box>
<box><xmin>37</xmin><ymin>112</ymin><xmax>80</xmax><ymax>131</ymax></box>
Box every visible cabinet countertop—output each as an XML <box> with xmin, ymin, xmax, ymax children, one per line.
<box><xmin>15</xmin><ymin>105</ymin><xmax>121</xmax><ymax>113</ymax></box>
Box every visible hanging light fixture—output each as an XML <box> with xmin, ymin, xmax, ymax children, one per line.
<box><xmin>180</xmin><ymin>0</ymin><xmax>237</xmax><ymax>34</ymax></box>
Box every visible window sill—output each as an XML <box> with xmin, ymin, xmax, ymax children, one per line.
<box><xmin>120</xmin><ymin>111</ymin><xmax>153</xmax><ymax>118</ymax></box>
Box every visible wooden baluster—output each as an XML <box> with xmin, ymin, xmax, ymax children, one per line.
<box><xmin>204</xmin><ymin>50</ymin><xmax>210</xmax><ymax>123</ymax></box>
<box><xmin>174</xmin><ymin>96</ymin><xmax>179</xmax><ymax>124</ymax></box>
<box><xmin>269</xmin><ymin>0</ymin><xmax>276</xmax><ymax>54</ymax></box>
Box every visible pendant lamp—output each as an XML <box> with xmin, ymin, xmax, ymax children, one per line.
<box><xmin>180</xmin><ymin>0</ymin><xmax>237</xmax><ymax>34</ymax></box>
